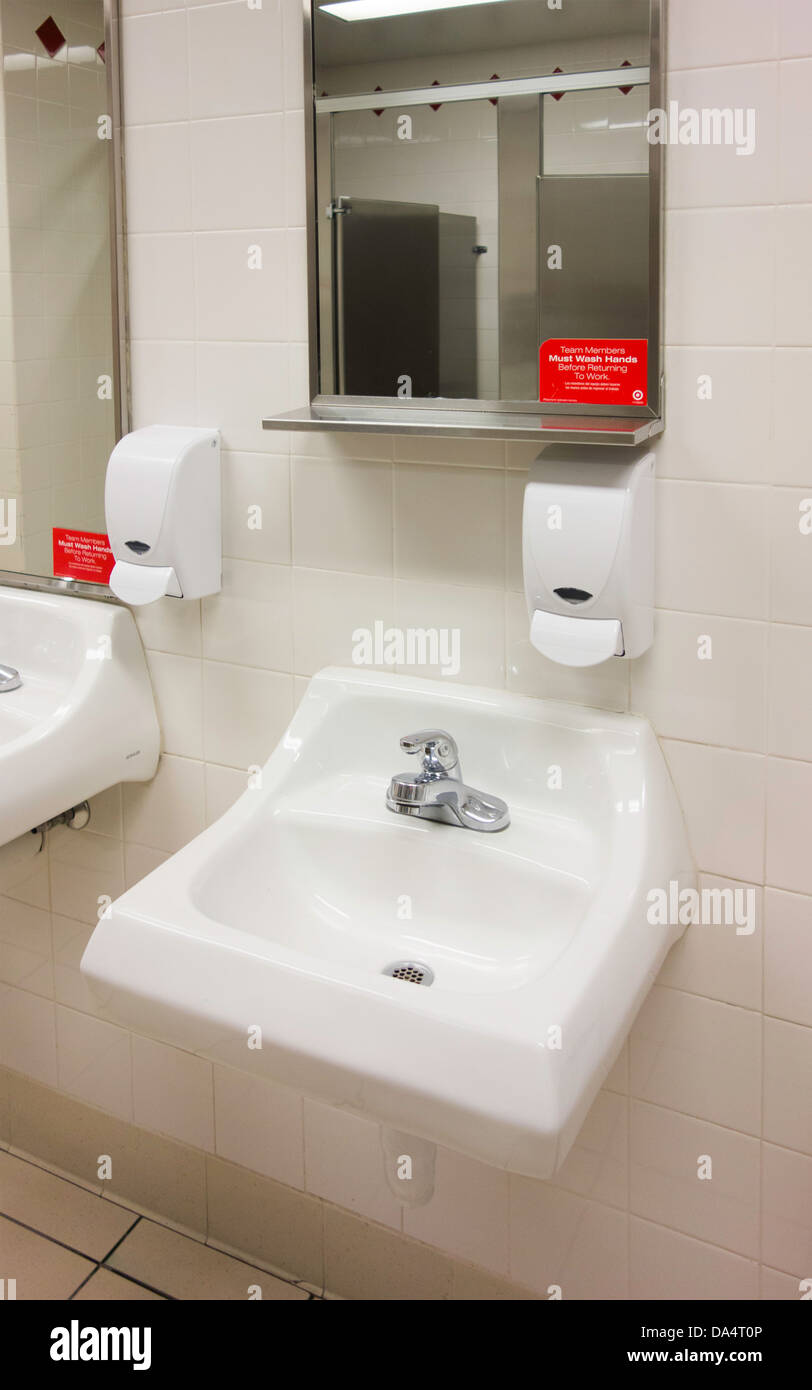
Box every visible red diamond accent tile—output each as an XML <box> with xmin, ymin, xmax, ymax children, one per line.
<box><xmin>97</xmin><ymin>41</ymin><xmax>106</xmax><ymax>64</ymax></box>
<box><xmin>373</xmin><ymin>84</ymin><xmax>384</xmax><ymax>117</ymax></box>
<box><xmin>429</xmin><ymin>79</ymin><xmax>442</xmax><ymax>112</ymax></box>
<box><xmin>488</xmin><ymin>73</ymin><xmax>499</xmax><ymax>106</ymax></box>
<box><xmin>551</xmin><ymin>66</ymin><xmax>565</xmax><ymax>101</ymax></box>
<box><xmin>618</xmin><ymin>59</ymin><xmax>633</xmax><ymax>95</ymax></box>
<box><xmin>35</xmin><ymin>15</ymin><xmax>66</xmax><ymax>59</ymax></box>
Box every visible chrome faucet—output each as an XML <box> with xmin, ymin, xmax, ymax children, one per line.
<box><xmin>386</xmin><ymin>729</ymin><xmax>510</xmax><ymax>833</ymax></box>
<box><xmin>0</xmin><ymin>664</ymin><xmax>21</xmax><ymax>692</ymax></box>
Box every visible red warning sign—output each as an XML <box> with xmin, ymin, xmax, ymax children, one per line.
<box><xmin>540</xmin><ymin>337</ymin><xmax>648</xmax><ymax>407</ymax></box>
<box><xmin>53</xmin><ymin>528</ymin><xmax>115</xmax><ymax>584</ymax></box>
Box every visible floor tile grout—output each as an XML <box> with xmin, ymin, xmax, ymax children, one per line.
<box><xmin>3</xmin><ymin>1147</ymin><xmax>323</xmax><ymax>1301</ymax></box>
<box><xmin>68</xmin><ymin>1264</ymin><xmax>103</xmax><ymax>1300</ymax></box>
<box><xmin>0</xmin><ymin>1209</ymin><xmax>111</xmax><ymax>1268</ymax></box>
<box><xmin>100</xmin><ymin>1214</ymin><xmax>143</xmax><ymax>1263</ymax></box>
<box><xmin>96</xmin><ymin>1263</ymin><xmax>178</xmax><ymax>1301</ymax></box>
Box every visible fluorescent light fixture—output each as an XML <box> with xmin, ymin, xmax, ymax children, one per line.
<box><xmin>321</xmin><ymin>0</ymin><xmax>511</xmax><ymax>22</ymax></box>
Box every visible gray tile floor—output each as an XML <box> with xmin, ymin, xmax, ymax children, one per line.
<box><xmin>0</xmin><ymin>1149</ymin><xmax>320</xmax><ymax>1301</ymax></box>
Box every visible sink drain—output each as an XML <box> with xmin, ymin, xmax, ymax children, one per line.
<box><xmin>382</xmin><ymin>960</ymin><xmax>434</xmax><ymax>987</ymax></box>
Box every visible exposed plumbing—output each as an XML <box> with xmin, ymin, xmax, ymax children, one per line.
<box><xmin>30</xmin><ymin>800</ymin><xmax>92</xmax><ymax>852</ymax></box>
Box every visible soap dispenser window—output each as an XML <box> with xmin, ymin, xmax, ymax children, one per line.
<box><xmin>554</xmin><ymin>587</ymin><xmax>593</xmax><ymax>605</ymax></box>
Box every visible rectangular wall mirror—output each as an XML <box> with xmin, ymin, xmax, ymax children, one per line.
<box><xmin>265</xmin><ymin>0</ymin><xmax>664</xmax><ymax>444</ymax></box>
<box><xmin>0</xmin><ymin>0</ymin><xmax>126</xmax><ymax>588</ymax></box>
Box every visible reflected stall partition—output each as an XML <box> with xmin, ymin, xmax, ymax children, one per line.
<box><xmin>264</xmin><ymin>0</ymin><xmax>665</xmax><ymax>443</ymax></box>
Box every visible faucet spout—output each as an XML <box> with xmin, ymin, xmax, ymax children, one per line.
<box><xmin>430</xmin><ymin>783</ymin><xmax>511</xmax><ymax>832</ymax></box>
<box><xmin>386</xmin><ymin>728</ymin><xmax>509</xmax><ymax>833</ymax></box>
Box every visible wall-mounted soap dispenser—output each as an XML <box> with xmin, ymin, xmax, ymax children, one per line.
<box><xmin>105</xmin><ymin>425</ymin><xmax>221</xmax><ymax>606</ymax></box>
<box><xmin>523</xmin><ymin>445</ymin><xmax>654</xmax><ymax>667</ymax></box>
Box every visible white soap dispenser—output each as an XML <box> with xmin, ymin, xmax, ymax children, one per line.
<box><xmin>105</xmin><ymin>425</ymin><xmax>221</xmax><ymax>606</ymax></box>
<box><xmin>522</xmin><ymin>445</ymin><xmax>654</xmax><ymax>667</ymax></box>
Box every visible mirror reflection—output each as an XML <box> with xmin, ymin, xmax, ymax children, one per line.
<box><xmin>0</xmin><ymin>0</ymin><xmax>121</xmax><ymax>578</ymax></box>
<box><xmin>312</xmin><ymin>0</ymin><xmax>658</xmax><ymax>410</ymax></box>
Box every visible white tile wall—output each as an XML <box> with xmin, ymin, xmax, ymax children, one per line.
<box><xmin>763</xmin><ymin>1019</ymin><xmax>812</xmax><ymax>1155</ymax></box>
<box><xmin>510</xmin><ymin>1180</ymin><xmax>629</xmax><ymax>1299</ymax></box>
<box><xmin>666</xmin><ymin>0</ymin><xmax>778</xmax><ymax>72</ymax></box>
<box><xmin>629</xmin><ymin>987</ymin><xmax>762</xmax><ymax>1135</ymax></box>
<box><xmin>761</xmin><ymin>1143</ymin><xmax>812</xmax><ymax>1279</ymax></box>
<box><xmin>764</xmin><ymin>887</ymin><xmax>812</xmax><ymax>1028</ymax></box>
<box><xmin>131</xmin><ymin>1034</ymin><xmax>215</xmax><ymax>1152</ymax></box>
<box><xmin>303</xmin><ymin>1100</ymin><xmax>402</xmax><ymax>1229</ymax></box>
<box><xmin>55</xmin><ymin>1006</ymin><xmax>133</xmax><ymax>1120</ymax></box>
<box><xmin>665</xmin><ymin>208</ymin><xmax>776</xmax><ymax>346</ymax></box>
<box><xmin>1</xmin><ymin>0</ymin><xmax>811</xmax><ymax>1299</ymax></box>
<box><xmin>214</xmin><ymin>1064</ymin><xmax>304</xmax><ymax>1189</ymax></box>
<box><xmin>629</xmin><ymin>1217</ymin><xmax>759</xmax><ymax>1300</ymax></box>
<box><xmin>629</xmin><ymin>1101</ymin><xmax>761</xmax><ymax>1257</ymax></box>
<box><xmin>656</xmin><ymin>874</ymin><xmax>762</xmax><ymax>1010</ymax></box>
<box><xmin>631</xmin><ymin>611</ymin><xmax>768</xmax><ymax>751</ymax></box>
<box><xmin>665</xmin><ymin>65</ymin><xmax>778</xmax><ymax>209</ymax></box>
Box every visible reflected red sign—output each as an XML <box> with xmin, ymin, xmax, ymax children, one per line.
<box><xmin>53</xmin><ymin>529</ymin><xmax>114</xmax><ymax>584</ymax></box>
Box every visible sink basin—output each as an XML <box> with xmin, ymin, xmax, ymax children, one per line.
<box><xmin>81</xmin><ymin>667</ymin><xmax>694</xmax><ymax>1178</ymax></box>
<box><xmin>0</xmin><ymin>585</ymin><xmax>160</xmax><ymax>847</ymax></box>
<box><xmin>195</xmin><ymin>804</ymin><xmax>593</xmax><ymax>995</ymax></box>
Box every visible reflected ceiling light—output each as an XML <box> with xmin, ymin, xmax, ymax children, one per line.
<box><xmin>321</xmin><ymin>0</ymin><xmax>512</xmax><ymax>21</ymax></box>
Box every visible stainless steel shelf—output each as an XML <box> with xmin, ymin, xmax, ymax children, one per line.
<box><xmin>263</xmin><ymin>406</ymin><xmax>664</xmax><ymax>447</ymax></box>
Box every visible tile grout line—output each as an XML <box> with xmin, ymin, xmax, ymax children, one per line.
<box><xmin>95</xmin><ymin>1263</ymin><xmax>178</xmax><ymax>1302</ymax></box>
<box><xmin>1</xmin><ymin>1145</ymin><xmax>308</xmax><ymax>1297</ymax></box>
<box><xmin>100</xmin><ymin>1214</ymin><xmax>143</xmax><ymax>1263</ymax></box>
<box><xmin>0</xmin><ymin>1207</ymin><xmax>128</xmax><ymax>1269</ymax></box>
<box><xmin>68</xmin><ymin>1264</ymin><xmax>102</xmax><ymax>1300</ymax></box>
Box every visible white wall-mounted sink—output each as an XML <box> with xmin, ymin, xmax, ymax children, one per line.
<box><xmin>0</xmin><ymin>586</ymin><xmax>160</xmax><ymax>847</ymax></box>
<box><xmin>81</xmin><ymin>668</ymin><xmax>694</xmax><ymax>1178</ymax></box>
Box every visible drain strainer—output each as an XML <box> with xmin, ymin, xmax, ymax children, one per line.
<box><xmin>382</xmin><ymin>960</ymin><xmax>434</xmax><ymax>987</ymax></box>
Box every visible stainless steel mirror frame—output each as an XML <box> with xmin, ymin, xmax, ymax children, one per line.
<box><xmin>0</xmin><ymin>0</ymin><xmax>130</xmax><ymax>597</ymax></box>
<box><xmin>292</xmin><ymin>0</ymin><xmax>664</xmax><ymax>439</ymax></box>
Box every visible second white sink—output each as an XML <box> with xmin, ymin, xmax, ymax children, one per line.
<box><xmin>0</xmin><ymin>585</ymin><xmax>159</xmax><ymax>846</ymax></box>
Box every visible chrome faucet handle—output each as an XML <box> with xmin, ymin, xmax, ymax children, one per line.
<box><xmin>399</xmin><ymin>729</ymin><xmax>459</xmax><ymax>778</ymax></box>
